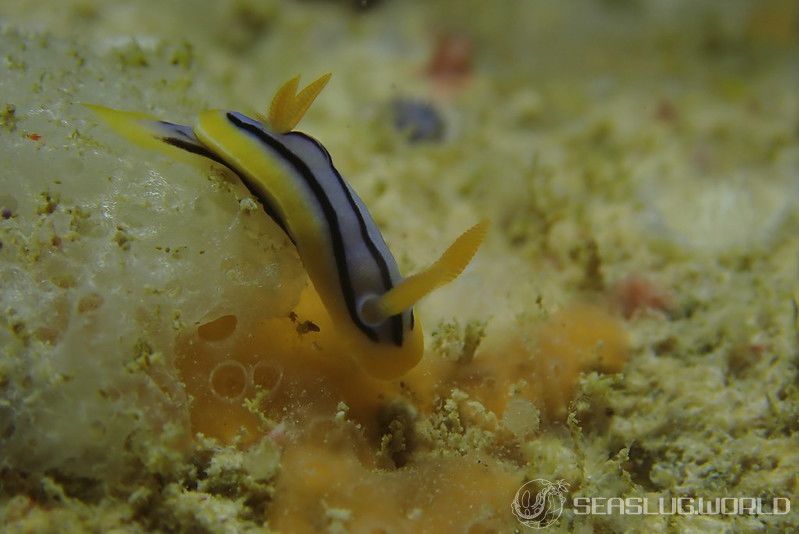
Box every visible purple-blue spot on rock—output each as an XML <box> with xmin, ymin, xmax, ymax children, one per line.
<box><xmin>392</xmin><ymin>99</ymin><xmax>444</xmax><ymax>143</ymax></box>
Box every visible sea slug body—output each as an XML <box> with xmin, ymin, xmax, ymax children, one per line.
<box><xmin>86</xmin><ymin>74</ymin><xmax>487</xmax><ymax>379</ymax></box>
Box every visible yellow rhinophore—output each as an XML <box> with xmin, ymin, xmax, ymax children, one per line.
<box><xmin>367</xmin><ymin>219</ymin><xmax>490</xmax><ymax>321</ymax></box>
<box><xmin>262</xmin><ymin>73</ymin><xmax>332</xmax><ymax>133</ymax></box>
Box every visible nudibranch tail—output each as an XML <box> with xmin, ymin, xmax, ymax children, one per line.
<box><xmin>83</xmin><ymin>104</ymin><xmax>217</xmax><ymax>165</ymax></box>
<box><xmin>265</xmin><ymin>73</ymin><xmax>332</xmax><ymax>133</ymax></box>
<box><xmin>371</xmin><ymin>219</ymin><xmax>489</xmax><ymax>319</ymax></box>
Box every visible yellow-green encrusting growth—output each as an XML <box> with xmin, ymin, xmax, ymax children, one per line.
<box><xmin>1</xmin><ymin>0</ymin><xmax>799</xmax><ymax>532</ymax></box>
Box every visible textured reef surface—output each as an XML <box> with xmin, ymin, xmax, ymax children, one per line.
<box><xmin>1</xmin><ymin>1</ymin><xmax>798</xmax><ymax>532</ymax></box>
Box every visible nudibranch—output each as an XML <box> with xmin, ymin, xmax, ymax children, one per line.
<box><xmin>86</xmin><ymin>74</ymin><xmax>487</xmax><ymax>379</ymax></box>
